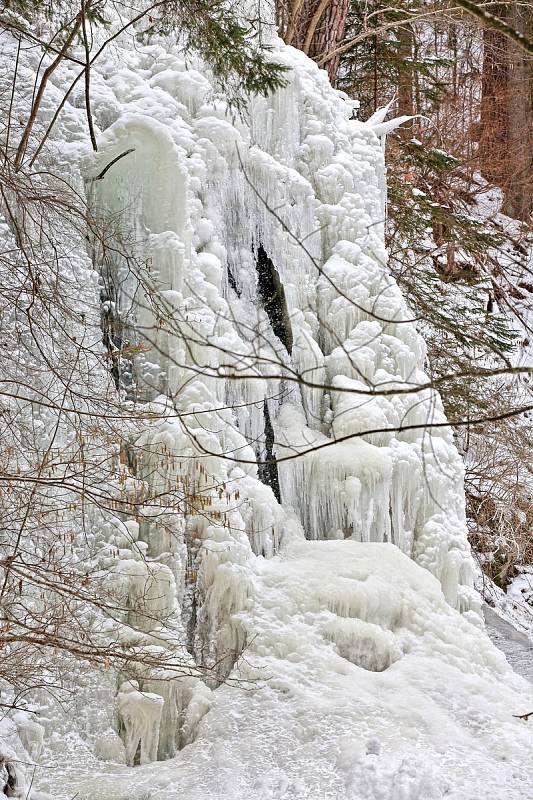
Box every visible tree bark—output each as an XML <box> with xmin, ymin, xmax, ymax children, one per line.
<box><xmin>277</xmin><ymin>0</ymin><xmax>350</xmax><ymax>85</ymax></box>
<box><xmin>479</xmin><ymin>3</ymin><xmax>533</xmax><ymax>220</ymax></box>
<box><xmin>397</xmin><ymin>24</ymin><xmax>414</xmax><ymax>139</ymax></box>
<box><xmin>307</xmin><ymin>0</ymin><xmax>349</xmax><ymax>84</ymax></box>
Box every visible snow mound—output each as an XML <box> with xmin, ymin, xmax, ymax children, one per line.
<box><xmin>40</xmin><ymin>541</ymin><xmax>533</xmax><ymax>800</ymax></box>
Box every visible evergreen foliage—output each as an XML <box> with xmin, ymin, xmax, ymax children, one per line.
<box><xmin>338</xmin><ymin>2</ymin><xmax>519</xmax><ymax>416</ymax></box>
<box><xmin>334</xmin><ymin>0</ymin><xmax>532</xmax><ymax>587</ymax></box>
<box><xmin>1</xmin><ymin>0</ymin><xmax>287</xmax><ymax>100</ymax></box>
<box><xmin>153</xmin><ymin>1</ymin><xmax>287</xmax><ymax>100</ymax></box>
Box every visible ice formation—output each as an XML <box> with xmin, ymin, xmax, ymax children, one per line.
<box><xmin>35</xmin><ymin>542</ymin><xmax>533</xmax><ymax>800</ymax></box>
<box><xmin>118</xmin><ymin>681</ymin><xmax>164</xmax><ymax>766</ymax></box>
<box><xmin>1</xmin><ymin>5</ymin><xmax>532</xmax><ymax>799</ymax></box>
<box><xmin>0</xmin><ymin>758</ymin><xmax>18</xmax><ymax>799</ymax></box>
<box><xmin>12</xmin><ymin>712</ymin><xmax>44</xmax><ymax>764</ymax></box>
<box><xmin>82</xmin><ymin>34</ymin><xmax>475</xmax><ymax>613</ymax></box>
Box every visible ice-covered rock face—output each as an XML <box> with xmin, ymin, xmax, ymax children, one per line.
<box><xmin>85</xmin><ymin>39</ymin><xmax>475</xmax><ymax>618</ymax></box>
<box><xmin>0</xmin><ymin>9</ymin><xmax>485</xmax><ymax>781</ymax></box>
<box><xmin>71</xmin><ymin>31</ymin><xmax>485</xmax><ymax>765</ymax></box>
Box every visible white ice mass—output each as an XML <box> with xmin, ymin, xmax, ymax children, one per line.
<box><xmin>1</xmin><ymin>5</ymin><xmax>532</xmax><ymax>799</ymax></box>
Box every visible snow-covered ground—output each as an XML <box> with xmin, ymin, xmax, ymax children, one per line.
<box><xmin>485</xmin><ymin>606</ymin><xmax>533</xmax><ymax>683</ymax></box>
<box><xmin>30</xmin><ymin>541</ymin><xmax>533</xmax><ymax>800</ymax></box>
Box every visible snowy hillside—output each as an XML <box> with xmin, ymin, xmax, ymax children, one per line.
<box><xmin>34</xmin><ymin>542</ymin><xmax>533</xmax><ymax>800</ymax></box>
<box><xmin>0</xmin><ymin>5</ymin><xmax>532</xmax><ymax>800</ymax></box>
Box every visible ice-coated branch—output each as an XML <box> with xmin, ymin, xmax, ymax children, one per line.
<box><xmin>13</xmin><ymin>8</ymin><xmax>86</xmax><ymax>170</ymax></box>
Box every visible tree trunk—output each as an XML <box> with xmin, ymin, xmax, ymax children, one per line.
<box><xmin>277</xmin><ymin>0</ymin><xmax>349</xmax><ymax>85</ymax></box>
<box><xmin>504</xmin><ymin>3</ymin><xmax>533</xmax><ymax>219</ymax></box>
<box><xmin>397</xmin><ymin>24</ymin><xmax>414</xmax><ymax>139</ymax></box>
<box><xmin>479</xmin><ymin>4</ymin><xmax>533</xmax><ymax>220</ymax></box>
<box><xmin>307</xmin><ymin>0</ymin><xmax>349</xmax><ymax>84</ymax></box>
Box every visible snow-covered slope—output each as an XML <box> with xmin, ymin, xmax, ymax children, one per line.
<box><xmin>1</xmin><ymin>8</ymin><xmax>532</xmax><ymax>799</ymax></box>
<box><xmin>36</xmin><ymin>542</ymin><xmax>533</xmax><ymax>799</ymax></box>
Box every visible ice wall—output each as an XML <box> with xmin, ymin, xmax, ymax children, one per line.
<box><xmin>85</xmin><ymin>38</ymin><xmax>475</xmax><ymax>617</ymax></box>
<box><xmin>0</xmin><ymin>11</ymin><xmax>478</xmax><ymax>769</ymax></box>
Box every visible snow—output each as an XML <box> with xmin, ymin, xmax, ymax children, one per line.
<box><xmin>35</xmin><ymin>541</ymin><xmax>533</xmax><ymax>799</ymax></box>
<box><xmin>477</xmin><ymin>566</ymin><xmax>533</xmax><ymax>644</ymax></box>
<box><xmin>484</xmin><ymin>606</ymin><xmax>533</xmax><ymax>683</ymax></box>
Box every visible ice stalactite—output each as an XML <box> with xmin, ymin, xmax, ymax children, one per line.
<box><xmin>140</xmin><ymin>676</ymin><xmax>213</xmax><ymax>758</ymax></box>
<box><xmin>291</xmin><ymin>309</ymin><xmax>327</xmax><ymax>429</ymax></box>
<box><xmin>12</xmin><ymin>713</ymin><xmax>44</xmax><ymax>764</ymax></box>
<box><xmin>117</xmin><ymin>681</ymin><xmax>164</xmax><ymax>766</ymax></box>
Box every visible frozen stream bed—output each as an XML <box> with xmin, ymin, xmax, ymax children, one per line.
<box><xmin>484</xmin><ymin>605</ymin><xmax>533</xmax><ymax>683</ymax></box>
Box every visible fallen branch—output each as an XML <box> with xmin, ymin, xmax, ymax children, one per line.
<box><xmin>513</xmin><ymin>711</ymin><xmax>533</xmax><ymax>721</ymax></box>
<box><xmin>89</xmin><ymin>149</ymin><xmax>136</xmax><ymax>181</ymax></box>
